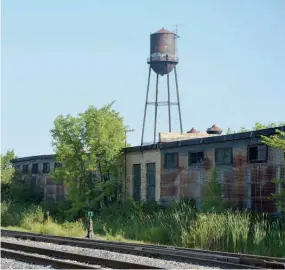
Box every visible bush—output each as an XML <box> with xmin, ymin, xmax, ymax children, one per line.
<box><xmin>20</xmin><ymin>206</ymin><xmax>44</xmax><ymax>230</ymax></box>
<box><xmin>40</xmin><ymin>200</ymin><xmax>73</xmax><ymax>222</ymax></box>
<box><xmin>1</xmin><ymin>201</ymin><xmax>85</xmax><ymax>238</ymax></box>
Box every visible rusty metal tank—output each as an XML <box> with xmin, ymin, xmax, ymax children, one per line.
<box><xmin>147</xmin><ymin>28</ymin><xmax>179</xmax><ymax>76</ymax></box>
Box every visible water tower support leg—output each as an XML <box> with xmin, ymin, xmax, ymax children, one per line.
<box><xmin>153</xmin><ymin>73</ymin><xmax>159</xmax><ymax>143</ymax></box>
<box><xmin>141</xmin><ymin>66</ymin><xmax>152</xmax><ymax>145</ymax></box>
<box><xmin>167</xmin><ymin>63</ymin><xmax>171</xmax><ymax>132</ymax></box>
<box><xmin>174</xmin><ymin>66</ymin><xmax>183</xmax><ymax>133</ymax></box>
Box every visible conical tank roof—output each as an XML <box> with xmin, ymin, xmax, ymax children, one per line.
<box><xmin>153</xmin><ymin>27</ymin><xmax>174</xmax><ymax>34</ymax></box>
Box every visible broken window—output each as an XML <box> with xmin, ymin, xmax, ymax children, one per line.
<box><xmin>32</xmin><ymin>163</ymin><xmax>39</xmax><ymax>174</ymax></box>
<box><xmin>43</xmin><ymin>163</ymin><xmax>50</xmax><ymax>174</ymax></box>
<box><xmin>248</xmin><ymin>144</ymin><xmax>268</xmax><ymax>163</ymax></box>
<box><xmin>215</xmin><ymin>148</ymin><xmax>232</xmax><ymax>165</ymax></box>
<box><xmin>165</xmin><ymin>153</ymin><xmax>178</xmax><ymax>169</ymax></box>
<box><xmin>189</xmin><ymin>151</ymin><xmax>204</xmax><ymax>165</ymax></box>
<box><xmin>22</xmin><ymin>164</ymin><xmax>29</xmax><ymax>174</ymax></box>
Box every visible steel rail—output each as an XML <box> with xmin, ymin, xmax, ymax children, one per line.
<box><xmin>3</xmin><ymin>228</ymin><xmax>285</xmax><ymax>262</ymax></box>
<box><xmin>1</xmin><ymin>241</ymin><xmax>161</xmax><ymax>269</ymax></box>
<box><xmin>1</xmin><ymin>249</ymin><xmax>97</xmax><ymax>269</ymax></box>
<box><xmin>2</xmin><ymin>229</ymin><xmax>285</xmax><ymax>269</ymax></box>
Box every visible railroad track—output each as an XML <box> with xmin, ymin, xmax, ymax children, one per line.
<box><xmin>1</xmin><ymin>241</ymin><xmax>161</xmax><ymax>269</ymax></box>
<box><xmin>2</xmin><ymin>229</ymin><xmax>285</xmax><ymax>269</ymax></box>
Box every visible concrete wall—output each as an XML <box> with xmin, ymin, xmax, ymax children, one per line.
<box><xmin>159</xmin><ymin>132</ymin><xmax>217</xmax><ymax>142</ymax></box>
<box><xmin>125</xmin><ymin>149</ymin><xmax>161</xmax><ymax>201</ymax></box>
<box><xmin>160</xmin><ymin>138</ymin><xmax>285</xmax><ymax>213</ymax></box>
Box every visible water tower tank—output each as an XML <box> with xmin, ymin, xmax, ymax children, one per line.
<box><xmin>147</xmin><ymin>28</ymin><xmax>179</xmax><ymax>76</ymax></box>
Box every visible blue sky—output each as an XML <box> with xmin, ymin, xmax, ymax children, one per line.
<box><xmin>2</xmin><ymin>0</ymin><xmax>285</xmax><ymax>157</ymax></box>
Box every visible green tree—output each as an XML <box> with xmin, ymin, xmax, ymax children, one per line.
<box><xmin>226</xmin><ymin>122</ymin><xmax>285</xmax><ymax>134</ymax></box>
<box><xmin>1</xmin><ymin>150</ymin><xmax>16</xmax><ymax>184</ymax></box>
<box><xmin>50</xmin><ymin>102</ymin><xmax>127</xmax><ymax>216</ymax></box>
<box><xmin>261</xmin><ymin>130</ymin><xmax>285</xmax><ymax>212</ymax></box>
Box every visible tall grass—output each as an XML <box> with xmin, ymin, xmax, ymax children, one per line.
<box><xmin>1</xmin><ymin>201</ymin><xmax>85</xmax><ymax>237</ymax></box>
<box><xmin>92</xmin><ymin>200</ymin><xmax>285</xmax><ymax>257</ymax></box>
<box><xmin>1</xmin><ymin>200</ymin><xmax>284</xmax><ymax>257</ymax></box>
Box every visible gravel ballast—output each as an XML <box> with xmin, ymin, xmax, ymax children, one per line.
<box><xmin>2</xmin><ymin>236</ymin><xmax>219</xmax><ymax>269</ymax></box>
<box><xmin>1</xmin><ymin>258</ymin><xmax>55</xmax><ymax>269</ymax></box>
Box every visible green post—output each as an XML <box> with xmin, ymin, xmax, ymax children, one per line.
<box><xmin>86</xmin><ymin>211</ymin><xmax>94</xmax><ymax>239</ymax></box>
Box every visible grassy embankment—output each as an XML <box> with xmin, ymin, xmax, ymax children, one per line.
<box><xmin>1</xmin><ymin>200</ymin><xmax>285</xmax><ymax>257</ymax></box>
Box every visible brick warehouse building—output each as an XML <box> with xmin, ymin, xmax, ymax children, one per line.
<box><xmin>11</xmin><ymin>126</ymin><xmax>285</xmax><ymax>213</ymax></box>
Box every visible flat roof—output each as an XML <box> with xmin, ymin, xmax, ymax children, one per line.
<box><xmin>11</xmin><ymin>154</ymin><xmax>56</xmax><ymax>163</ymax></box>
<box><xmin>125</xmin><ymin>126</ymin><xmax>285</xmax><ymax>153</ymax></box>
<box><xmin>11</xmin><ymin>126</ymin><xmax>285</xmax><ymax>162</ymax></box>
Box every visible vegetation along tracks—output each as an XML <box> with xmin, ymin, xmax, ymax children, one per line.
<box><xmin>2</xmin><ymin>229</ymin><xmax>285</xmax><ymax>269</ymax></box>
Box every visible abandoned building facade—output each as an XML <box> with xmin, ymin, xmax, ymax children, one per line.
<box><xmin>11</xmin><ymin>126</ymin><xmax>285</xmax><ymax>213</ymax></box>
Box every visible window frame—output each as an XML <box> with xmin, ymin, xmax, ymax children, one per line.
<box><xmin>32</xmin><ymin>163</ymin><xmax>39</xmax><ymax>174</ymax></box>
<box><xmin>43</xmin><ymin>162</ymin><xmax>51</xmax><ymax>174</ymax></box>
<box><xmin>146</xmin><ymin>162</ymin><xmax>156</xmax><ymax>201</ymax></box>
<box><xmin>164</xmin><ymin>152</ymin><xmax>179</xmax><ymax>169</ymax></box>
<box><xmin>248</xmin><ymin>144</ymin><xmax>268</xmax><ymax>163</ymax></box>
<box><xmin>188</xmin><ymin>151</ymin><xmax>204</xmax><ymax>165</ymax></box>
<box><xmin>22</xmin><ymin>164</ymin><xmax>29</xmax><ymax>174</ymax></box>
<box><xmin>215</xmin><ymin>147</ymin><xmax>233</xmax><ymax>165</ymax></box>
<box><xmin>132</xmin><ymin>164</ymin><xmax>141</xmax><ymax>201</ymax></box>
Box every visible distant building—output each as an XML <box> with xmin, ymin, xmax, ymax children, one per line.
<box><xmin>11</xmin><ymin>126</ymin><xmax>285</xmax><ymax>213</ymax></box>
<box><xmin>11</xmin><ymin>155</ymin><xmax>65</xmax><ymax>201</ymax></box>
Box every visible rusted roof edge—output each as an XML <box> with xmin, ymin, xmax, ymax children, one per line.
<box><xmin>10</xmin><ymin>126</ymin><xmax>285</xmax><ymax>161</ymax></box>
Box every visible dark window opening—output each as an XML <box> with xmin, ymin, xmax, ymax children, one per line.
<box><xmin>189</xmin><ymin>151</ymin><xmax>204</xmax><ymax>165</ymax></box>
<box><xmin>22</xmin><ymin>165</ymin><xmax>29</xmax><ymax>174</ymax></box>
<box><xmin>55</xmin><ymin>162</ymin><xmax>62</xmax><ymax>168</ymax></box>
<box><xmin>32</xmin><ymin>163</ymin><xmax>39</xmax><ymax>174</ymax></box>
<box><xmin>146</xmin><ymin>163</ymin><xmax>156</xmax><ymax>201</ymax></box>
<box><xmin>14</xmin><ymin>165</ymin><xmax>20</xmax><ymax>171</ymax></box>
<box><xmin>248</xmin><ymin>144</ymin><xmax>268</xmax><ymax>163</ymax></box>
<box><xmin>43</xmin><ymin>163</ymin><xmax>50</xmax><ymax>174</ymax></box>
<box><xmin>215</xmin><ymin>148</ymin><xmax>232</xmax><ymax>165</ymax></box>
<box><xmin>165</xmin><ymin>153</ymin><xmax>178</xmax><ymax>169</ymax></box>
<box><xmin>133</xmin><ymin>164</ymin><xmax>141</xmax><ymax>201</ymax></box>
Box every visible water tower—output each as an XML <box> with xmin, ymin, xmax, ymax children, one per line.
<box><xmin>141</xmin><ymin>27</ymin><xmax>183</xmax><ymax>145</ymax></box>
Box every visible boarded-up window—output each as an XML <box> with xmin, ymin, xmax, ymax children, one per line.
<box><xmin>215</xmin><ymin>148</ymin><xmax>232</xmax><ymax>165</ymax></box>
<box><xmin>189</xmin><ymin>151</ymin><xmax>204</xmax><ymax>165</ymax></box>
<box><xmin>165</xmin><ymin>153</ymin><xmax>178</xmax><ymax>169</ymax></box>
<box><xmin>47</xmin><ymin>177</ymin><xmax>54</xmax><ymax>185</ymax></box>
<box><xmin>56</xmin><ymin>185</ymin><xmax>65</xmax><ymax>200</ymax></box>
<box><xmin>146</xmin><ymin>163</ymin><xmax>156</xmax><ymax>201</ymax></box>
<box><xmin>248</xmin><ymin>145</ymin><xmax>268</xmax><ymax>163</ymax></box>
<box><xmin>31</xmin><ymin>176</ymin><xmax>37</xmax><ymax>186</ymax></box>
<box><xmin>133</xmin><ymin>164</ymin><xmax>141</xmax><ymax>201</ymax></box>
